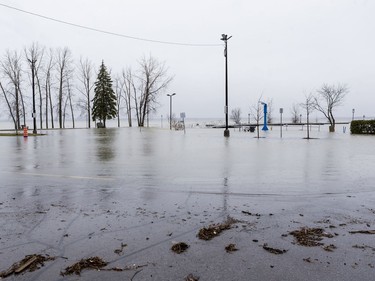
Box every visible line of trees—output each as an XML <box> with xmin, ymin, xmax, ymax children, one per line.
<box><xmin>245</xmin><ymin>83</ymin><xmax>348</xmax><ymax>133</ymax></box>
<box><xmin>0</xmin><ymin>43</ymin><xmax>172</xmax><ymax>131</ymax></box>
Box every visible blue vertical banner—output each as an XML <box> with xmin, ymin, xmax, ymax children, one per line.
<box><xmin>262</xmin><ymin>103</ymin><xmax>268</xmax><ymax>131</ymax></box>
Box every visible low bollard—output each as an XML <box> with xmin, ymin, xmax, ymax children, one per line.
<box><xmin>23</xmin><ymin>126</ymin><xmax>28</xmax><ymax>137</ymax></box>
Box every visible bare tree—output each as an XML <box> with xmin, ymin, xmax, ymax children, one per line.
<box><xmin>55</xmin><ymin>47</ymin><xmax>73</xmax><ymax>129</ymax></box>
<box><xmin>25</xmin><ymin>43</ymin><xmax>45</xmax><ymax>132</ymax></box>
<box><xmin>230</xmin><ymin>107</ymin><xmax>241</xmax><ymax>125</ymax></box>
<box><xmin>166</xmin><ymin>113</ymin><xmax>179</xmax><ymax>129</ymax></box>
<box><xmin>0</xmin><ymin>50</ymin><xmax>25</xmax><ymax>129</ymax></box>
<box><xmin>66</xmin><ymin>79</ymin><xmax>75</xmax><ymax>128</ymax></box>
<box><xmin>314</xmin><ymin>83</ymin><xmax>348</xmax><ymax>132</ymax></box>
<box><xmin>120</xmin><ymin>67</ymin><xmax>134</xmax><ymax>127</ymax></box>
<box><xmin>114</xmin><ymin>76</ymin><xmax>122</xmax><ymax>127</ymax></box>
<box><xmin>290</xmin><ymin>103</ymin><xmax>300</xmax><ymax>124</ymax></box>
<box><xmin>250</xmin><ymin>96</ymin><xmax>263</xmax><ymax>138</ymax></box>
<box><xmin>77</xmin><ymin>57</ymin><xmax>94</xmax><ymax>128</ymax></box>
<box><xmin>43</xmin><ymin>48</ymin><xmax>55</xmax><ymax>129</ymax></box>
<box><xmin>266</xmin><ymin>98</ymin><xmax>273</xmax><ymax>124</ymax></box>
<box><xmin>300</xmin><ymin>94</ymin><xmax>315</xmax><ymax>139</ymax></box>
<box><xmin>35</xmin><ymin>49</ymin><xmax>45</xmax><ymax>129</ymax></box>
<box><xmin>134</xmin><ymin>55</ymin><xmax>173</xmax><ymax>127</ymax></box>
<box><xmin>0</xmin><ymin>80</ymin><xmax>18</xmax><ymax>131</ymax></box>
<box><xmin>63</xmin><ymin>89</ymin><xmax>69</xmax><ymax>128</ymax></box>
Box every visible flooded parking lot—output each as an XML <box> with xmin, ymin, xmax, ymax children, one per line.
<box><xmin>1</xmin><ymin>126</ymin><xmax>375</xmax><ymax>280</ymax></box>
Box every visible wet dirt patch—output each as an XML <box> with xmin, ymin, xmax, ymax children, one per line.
<box><xmin>289</xmin><ymin>227</ymin><xmax>334</xmax><ymax>247</ymax></box>
<box><xmin>171</xmin><ymin>242</ymin><xmax>189</xmax><ymax>254</ymax></box>
<box><xmin>60</xmin><ymin>256</ymin><xmax>108</xmax><ymax>276</ymax></box>
<box><xmin>198</xmin><ymin>216</ymin><xmax>238</xmax><ymax>241</ymax></box>
<box><xmin>262</xmin><ymin>243</ymin><xmax>288</xmax><ymax>254</ymax></box>
<box><xmin>225</xmin><ymin>243</ymin><xmax>238</xmax><ymax>253</ymax></box>
<box><xmin>0</xmin><ymin>254</ymin><xmax>55</xmax><ymax>278</ymax></box>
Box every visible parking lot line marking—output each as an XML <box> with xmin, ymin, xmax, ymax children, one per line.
<box><xmin>2</xmin><ymin>171</ymin><xmax>114</xmax><ymax>181</ymax></box>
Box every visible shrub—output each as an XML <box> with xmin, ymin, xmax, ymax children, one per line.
<box><xmin>351</xmin><ymin>120</ymin><xmax>375</xmax><ymax>134</ymax></box>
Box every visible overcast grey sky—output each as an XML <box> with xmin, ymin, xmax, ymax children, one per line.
<box><xmin>1</xmin><ymin>0</ymin><xmax>374</xmax><ymax>120</ymax></box>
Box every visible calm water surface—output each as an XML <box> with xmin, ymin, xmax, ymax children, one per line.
<box><xmin>1</xmin><ymin>126</ymin><xmax>375</xmax><ymax>196</ymax></box>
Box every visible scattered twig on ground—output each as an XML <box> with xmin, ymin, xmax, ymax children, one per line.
<box><xmin>60</xmin><ymin>256</ymin><xmax>107</xmax><ymax>276</ymax></box>
<box><xmin>323</xmin><ymin>244</ymin><xmax>337</xmax><ymax>252</ymax></box>
<box><xmin>349</xmin><ymin>230</ymin><xmax>375</xmax><ymax>234</ymax></box>
<box><xmin>0</xmin><ymin>254</ymin><xmax>55</xmax><ymax>278</ymax></box>
<box><xmin>198</xmin><ymin>216</ymin><xmax>238</xmax><ymax>240</ymax></box>
<box><xmin>114</xmin><ymin>243</ymin><xmax>128</xmax><ymax>255</ymax></box>
<box><xmin>103</xmin><ymin>263</ymin><xmax>148</xmax><ymax>272</ymax></box>
<box><xmin>241</xmin><ymin>211</ymin><xmax>261</xmax><ymax>217</ymax></box>
<box><xmin>352</xmin><ymin>244</ymin><xmax>375</xmax><ymax>251</ymax></box>
<box><xmin>262</xmin><ymin>243</ymin><xmax>287</xmax><ymax>254</ymax></box>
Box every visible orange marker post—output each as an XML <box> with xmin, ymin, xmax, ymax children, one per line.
<box><xmin>23</xmin><ymin>126</ymin><xmax>28</xmax><ymax>137</ymax></box>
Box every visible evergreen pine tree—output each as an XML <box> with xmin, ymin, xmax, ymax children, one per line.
<box><xmin>92</xmin><ymin>61</ymin><xmax>117</xmax><ymax>128</ymax></box>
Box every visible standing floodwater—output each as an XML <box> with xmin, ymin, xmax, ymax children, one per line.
<box><xmin>2</xmin><ymin>127</ymin><xmax>374</xmax><ymax>195</ymax></box>
<box><xmin>0</xmin><ymin>127</ymin><xmax>375</xmax><ymax>281</ymax></box>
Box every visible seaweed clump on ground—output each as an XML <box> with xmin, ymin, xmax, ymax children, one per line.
<box><xmin>198</xmin><ymin>217</ymin><xmax>238</xmax><ymax>241</ymax></box>
<box><xmin>0</xmin><ymin>254</ymin><xmax>55</xmax><ymax>278</ymax></box>
<box><xmin>171</xmin><ymin>242</ymin><xmax>189</xmax><ymax>254</ymax></box>
<box><xmin>60</xmin><ymin>256</ymin><xmax>108</xmax><ymax>276</ymax></box>
<box><xmin>289</xmin><ymin>227</ymin><xmax>334</xmax><ymax>247</ymax></box>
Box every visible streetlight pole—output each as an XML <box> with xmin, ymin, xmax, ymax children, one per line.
<box><xmin>221</xmin><ymin>34</ymin><xmax>232</xmax><ymax>137</ymax></box>
<box><xmin>28</xmin><ymin>58</ymin><xmax>37</xmax><ymax>134</ymax></box>
<box><xmin>167</xmin><ymin>93</ymin><xmax>176</xmax><ymax>130</ymax></box>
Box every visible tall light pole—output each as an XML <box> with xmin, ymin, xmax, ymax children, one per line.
<box><xmin>167</xmin><ymin>93</ymin><xmax>176</xmax><ymax>130</ymax></box>
<box><xmin>28</xmin><ymin>58</ymin><xmax>37</xmax><ymax>134</ymax></box>
<box><xmin>221</xmin><ymin>34</ymin><xmax>232</xmax><ymax>137</ymax></box>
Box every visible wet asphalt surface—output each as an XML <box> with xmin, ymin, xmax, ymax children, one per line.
<box><xmin>0</xmin><ymin>127</ymin><xmax>374</xmax><ymax>280</ymax></box>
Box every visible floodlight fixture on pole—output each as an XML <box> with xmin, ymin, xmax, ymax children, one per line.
<box><xmin>167</xmin><ymin>93</ymin><xmax>176</xmax><ymax>130</ymax></box>
<box><xmin>259</xmin><ymin>101</ymin><xmax>268</xmax><ymax>131</ymax></box>
<box><xmin>221</xmin><ymin>34</ymin><xmax>232</xmax><ymax>137</ymax></box>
